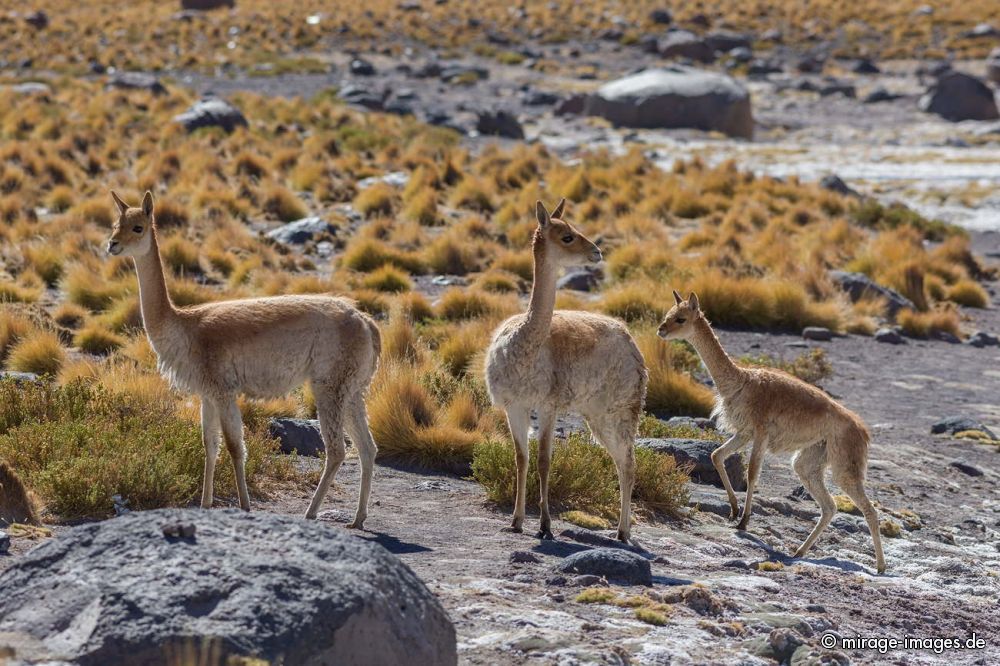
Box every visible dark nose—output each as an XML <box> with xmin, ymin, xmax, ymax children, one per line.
<box><xmin>107</xmin><ymin>240</ymin><xmax>120</xmax><ymax>254</ymax></box>
<box><xmin>589</xmin><ymin>248</ymin><xmax>603</xmax><ymax>263</ymax></box>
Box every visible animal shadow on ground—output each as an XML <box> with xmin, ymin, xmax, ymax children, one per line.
<box><xmin>355</xmin><ymin>530</ymin><xmax>433</xmax><ymax>555</ymax></box>
<box><xmin>736</xmin><ymin>531</ymin><xmax>872</xmax><ymax>574</ymax></box>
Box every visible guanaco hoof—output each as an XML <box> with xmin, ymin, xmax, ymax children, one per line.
<box><xmin>501</xmin><ymin>525</ymin><xmax>523</xmax><ymax>534</ymax></box>
<box><xmin>536</xmin><ymin>529</ymin><xmax>555</xmax><ymax>540</ymax></box>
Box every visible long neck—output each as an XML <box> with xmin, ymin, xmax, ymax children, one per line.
<box><xmin>131</xmin><ymin>231</ymin><xmax>177</xmax><ymax>338</ymax></box>
<box><xmin>517</xmin><ymin>233</ymin><xmax>558</xmax><ymax>346</ymax></box>
<box><xmin>688</xmin><ymin>317</ymin><xmax>742</xmax><ymax>393</ymax></box>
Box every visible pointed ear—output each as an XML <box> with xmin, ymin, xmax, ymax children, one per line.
<box><xmin>141</xmin><ymin>191</ymin><xmax>154</xmax><ymax>218</ymax></box>
<box><xmin>673</xmin><ymin>289</ymin><xmax>683</xmax><ymax>305</ymax></box>
<box><xmin>110</xmin><ymin>190</ymin><xmax>128</xmax><ymax>215</ymax></box>
<box><xmin>688</xmin><ymin>292</ymin><xmax>700</xmax><ymax>311</ymax></box>
<box><xmin>535</xmin><ymin>200</ymin><xmax>550</xmax><ymax>228</ymax></box>
<box><xmin>551</xmin><ymin>198</ymin><xmax>566</xmax><ymax>219</ymax></box>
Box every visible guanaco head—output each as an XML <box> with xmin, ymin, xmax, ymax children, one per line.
<box><xmin>657</xmin><ymin>290</ymin><xmax>701</xmax><ymax>340</ymax></box>
<box><xmin>534</xmin><ymin>198</ymin><xmax>602</xmax><ymax>266</ymax></box>
<box><xmin>107</xmin><ymin>190</ymin><xmax>154</xmax><ymax>258</ymax></box>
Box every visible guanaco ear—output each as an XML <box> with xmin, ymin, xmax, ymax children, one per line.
<box><xmin>535</xmin><ymin>200</ymin><xmax>550</xmax><ymax>228</ymax></box>
<box><xmin>551</xmin><ymin>198</ymin><xmax>566</xmax><ymax>220</ymax></box>
<box><xmin>110</xmin><ymin>190</ymin><xmax>128</xmax><ymax>216</ymax></box>
<box><xmin>673</xmin><ymin>289</ymin><xmax>683</xmax><ymax>305</ymax></box>
<box><xmin>141</xmin><ymin>191</ymin><xmax>154</xmax><ymax>218</ymax></box>
<box><xmin>688</xmin><ymin>292</ymin><xmax>700</xmax><ymax>312</ymax></box>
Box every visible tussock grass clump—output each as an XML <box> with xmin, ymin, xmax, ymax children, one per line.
<box><xmin>23</xmin><ymin>245</ymin><xmax>64</xmax><ymax>286</ymax></box>
<box><xmin>738</xmin><ymin>349</ymin><xmax>833</xmax><ymax>385</ymax></box>
<box><xmin>402</xmin><ymin>188</ymin><xmax>439</xmax><ymax>225</ymax></box>
<box><xmin>354</xmin><ymin>183</ymin><xmax>396</xmax><ymax>218</ymax></box>
<box><xmin>262</xmin><ymin>185</ymin><xmax>308</xmax><ymax>222</ymax></box>
<box><xmin>161</xmin><ymin>236</ymin><xmax>201</xmax><ymax>275</ymax></box>
<box><xmin>362</xmin><ymin>265</ymin><xmax>412</xmax><ymax>293</ymax></box>
<box><xmin>946</xmin><ymin>279</ymin><xmax>989</xmax><ymax>308</ymax></box>
<box><xmin>0</xmin><ymin>379</ymin><xmax>286</xmax><ymax>520</ymax></box>
<box><xmin>53</xmin><ymin>302</ymin><xmax>88</xmax><ymax>329</ymax></box>
<box><xmin>0</xmin><ymin>280</ymin><xmax>40</xmax><ymax>304</ymax></box>
<box><xmin>74</xmin><ymin>324</ymin><xmax>126</xmax><ymax>355</ymax></box>
<box><xmin>0</xmin><ymin>312</ymin><xmax>35</xmax><ymax>361</ymax></box>
<box><xmin>472</xmin><ymin>432</ymin><xmax>689</xmax><ymax>520</ymax></box>
<box><xmin>636</xmin><ymin>331</ymin><xmax>715</xmax><ymax>417</ymax></box>
<box><xmin>561</xmin><ymin>510</ymin><xmax>610</xmax><ymax>530</ymax></box>
<box><xmin>7</xmin><ymin>331</ymin><xmax>65</xmax><ymax>376</ymax></box>
<box><xmin>436</xmin><ymin>288</ymin><xmax>512</xmax><ymax>321</ymax></box>
<box><xmin>63</xmin><ymin>266</ymin><xmax>129</xmax><ymax>312</ymax></box>
<box><xmin>897</xmin><ymin>307</ymin><xmax>962</xmax><ymax>339</ymax></box>
<box><xmin>341</xmin><ymin>239</ymin><xmax>424</xmax><ymax>274</ymax></box>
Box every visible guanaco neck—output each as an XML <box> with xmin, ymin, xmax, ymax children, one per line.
<box><xmin>131</xmin><ymin>229</ymin><xmax>179</xmax><ymax>339</ymax></box>
<box><xmin>688</xmin><ymin>316</ymin><xmax>743</xmax><ymax>394</ymax></box>
<box><xmin>514</xmin><ymin>231</ymin><xmax>558</xmax><ymax>350</ymax></box>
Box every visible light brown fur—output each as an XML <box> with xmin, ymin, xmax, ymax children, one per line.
<box><xmin>485</xmin><ymin>200</ymin><xmax>647</xmax><ymax>542</ymax></box>
<box><xmin>658</xmin><ymin>291</ymin><xmax>886</xmax><ymax>573</ymax></box>
<box><xmin>0</xmin><ymin>461</ymin><xmax>40</xmax><ymax>526</ymax></box>
<box><xmin>107</xmin><ymin>191</ymin><xmax>381</xmax><ymax>526</ymax></box>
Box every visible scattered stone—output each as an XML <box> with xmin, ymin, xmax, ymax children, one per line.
<box><xmin>413</xmin><ymin>61</ymin><xmax>442</xmax><ymax>78</ymax></box>
<box><xmin>349</xmin><ymin>57</ymin><xmax>376</xmax><ymax>76</ymax></box>
<box><xmin>914</xmin><ymin>5</ymin><xmax>933</xmax><ymax>16</ymax></box>
<box><xmin>819</xmin><ymin>174</ymin><xmax>860</xmax><ymax>198</ymax></box>
<box><xmin>931</xmin><ymin>416</ymin><xmax>997</xmax><ymax>440</ymax></box>
<box><xmin>439</xmin><ymin>64</ymin><xmax>488</xmax><ymax>84</ymax></box>
<box><xmin>557</xmin><ymin>267</ymin><xmax>602</xmax><ymax>292</ymax></box>
<box><xmin>559</xmin><ymin>528</ymin><xmax>647</xmax><ymax>555</ymax></box>
<box><xmin>705</xmin><ymin>30</ymin><xmax>752</xmax><ymax>54</ymax></box>
<box><xmin>556</xmin><ymin>548</ymin><xmax>652</xmax><ymax>586</ymax></box>
<box><xmin>649</xmin><ymin>9</ymin><xmax>672</xmax><ymax>25</ymax></box>
<box><xmin>987</xmin><ymin>48</ymin><xmax>1000</xmax><ymax>85</ymax></box>
<box><xmin>510</xmin><ymin>551</ymin><xmax>541</xmax><ymax>564</ymax></box>
<box><xmin>181</xmin><ymin>0</ymin><xmax>235</xmax><ymax>9</ymax></box>
<box><xmin>571</xmin><ymin>574</ymin><xmax>606</xmax><ymax>587</ymax></box>
<box><xmin>766</xmin><ymin>628</ymin><xmax>807</xmax><ymax>663</ymax></box>
<box><xmin>107</xmin><ymin>72</ymin><xmax>167</xmax><ymax>95</ymax></box>
<box><xmin>0</xmin><ymin>371</ymin><xmax>41</xmax><ymax>384</ymax></box>
<box><xmin>929</xmin><ymin>330</ymin><xmax>961</xmax><ymax>344</ymax></box>
<box><xmin>173</xmin><ymin>97</ymin><xmax>248</xmax><ymax>133</ymax></box>
<box><xmin>266</xmin><ymin>217</ymin><xmax>336</xmax><ymax>245</ymax></box>
<box><xmin>8</xmin><ymin>82</ymin><xmax>50</xmax><ymax>95</ymax></box>
<box><xmin>874</xmin><ymin>328</ymin><xmax>905</xmax><ymax>345</ymax></box>
<box><xmin>339</xmin><ymin>84</ymin><xmax>384</xmax><ymax>109</ymax></box>
<box><xmin>851</xmin><ymin>58</ymin><xmax>880</xmax><ymax>74</ymax></box>
<box><xmin>829</xmin><ymin>271</ymin><xmax>915</xmax><ymax>317</ymax></box>
<box><xmin>666</xmin><ymin>416</ymin><xmax>716</xmax><ymax>430</ymax></box>
<box><xmin>728</xmin><ymin>46</ymin><xmax>753</xmax><ymax>63</ymax></box>
<box><xmin>801</xmin><ymin>327</ymin><xmax>832</xmax><ymax>341</ymax></box>
<box><xmin>0</xmin><ymin>509</ymin><xmax>457</xmax><ymax>665</ymax></box>
<box><xmin>475</xmin><ymin>110</ymin><xmax>524</xmax><ymax>139</ymax></box>
<box><xmin>863</xmin><ymin>86</ymin><xmax>902</xmax><ymax>104</ymax></box>
<box><xmin>0</xmin><ymin>530</ymin><xmax>8</xmax><ymax>554</ymax></box>
<box><xmin>554</xmin><ymin>94</ymin><xmax>587</xmax><ymax>116</ymax></box>
<box><xmin>794</xmin><ymin>54</ymin><xmax>825</xmax><ymax>74</ymax></box>
<box><xmin>747</xmin><ymin>58</ymin><xmax>783</xmax><ymax>77</ymax></box>
<box><xmin>919</xmin><ymin>71</ymin><xmax>999</xmax><ymax>122</ymax></box>
<box><xmin>657</xmin><ymin>30</ymin><xmax>715</xmax><ymax>63</ymax></box>
<box><xmin>967</xmin><ymin>331</ymin><xmax>1000</xmax><ymax>348</ymax></box>
<box><xmin>964</xmin><ymin>23</ymin><xmax>999</xmax><ymax>39</ymax></box>
<box><xmin>949</xmin><ymin>461</ymin><xmax>984</xmax><ymax>477</ymax></box>
<box><xmin>585</xmin><ymin>66</ymin><xmax>753</xmax><ymax>139</ymax></box>
<box><xmin>523</xmin><ymin>89</ymin><xmax>560</xmax><ymax>106</ymax></box>
<box><xmin>24</xmin><ymin>10</ymin><xmax>48</xmax><ymax>29</ymax></box>
<box><xmin>160</xmin><ymin>522</ymin><xmax>196</xmax><ymax>539</ymax></box>
<box><xmin>723</xmin><ymin>559</ymin><xmax>750</xmax><ymax>570</ymax></box>
<box><xmin>268</xmin><ymin>418</ymin><xmax>325</xmax><ymax>456</ymax></box>
<box><xmin>637</xmin><ymin>438</ymin><xmax>746</xmax><ymax>491</ymax></box>
<box><xmin>761</xmin><ymin>29</ymin><xmax>783</xmax><ymax>43</ymax></box>
<box><xmin>805</xmin><ymin>604</ymin><xmax>826</xmax><ymax>613</ymax></box>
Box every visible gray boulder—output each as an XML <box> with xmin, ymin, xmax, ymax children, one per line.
<box><xmin>874</xmin><ymin>328</ymin><xmax>905</xmax><ymax>344</ymax></box>
<box><xmin>0</xmin><ymin>509</ymin><xmax>456</xmax><ymax>665</ymax></box>
<box><xmin>801</xmin><ymin>327</ymin><xmax>832</xmax><ymax>341</ymax></box>
<box><xmin>918</xmin><ymin>71</ymin><xmax>999</xmax><ymax>122</ymax></box>
<box><xmin>931</xmin><ymin>416</ymin><xmax>998</xmax><ymax>440</ymax></box>
<box><xmin>820</xmin><ymin>174</ymin><xmax>860</xmax><ymax>197</ymax></box>
<box><xmin>863</xmin><ymin>87</ymin><xmax>902</xmax><ymax>104</ymax></box>
<box><xmin>967</xmin><ymin>331</ymin><xmax>1000</xmax><ymax>348</ymax></box>
<box><xmin>266</xmin><ymin>217</ymin><xmax>336</xmax><ymax>245</ymax></box>
<box><xmin>557</xmin><ymin>267</ymin><xmax>602</xmax><ymax>292</ymax></box>
<box><xmin>173</xmin><ymin>97</ymin><xmax>248</xmax><ymax>133</ymax></box>
<box><xmin>705</xmin><ymin>30</ymin><xmax>752</xmax><ymax>54</ymax></box>
<box><xmin>637</xmin><ymin>438</ymin><xmax>746</xmax><ymax>491</ymax></box>
<box><xmin>950</xmin><ymin>460</ymin><xmax>984</xmax><ymax>477</ymax></box>
<box><xmin>828</xmin><ymin>271</ymin><xmax>915</xmax><ymax>317</ymax></box>
<box><xmin>556</xmin><ymin>548</ymin><xmax>652</xmax><ymax>585</ymax></box>
<box><xmin>475</xmin><ymin>110</ymin><xmax>523</xmax><ymax>139</ymax></box>
<box><xmin>107</xmin><ymin>72</ymin><xmax>166</xmax><ymax>95</ymax></box>
<box><xmin>657</xmin><ymin>31</ymin><xmax>715</xmax><ymax>63</ymax></box>
<box><xmin>268</xmin><ymin>417</ymin><xmax>325</xmax><ymax>456</ymax></box>
<box><xmin>585</xmin><ymin>67</ymin><xmax>753</xmax><ymax>139</ymax></box>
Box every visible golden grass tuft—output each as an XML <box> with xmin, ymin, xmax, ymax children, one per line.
<box><xmin>897</xmin><ymin>307</ymin><xmax>962</xmax><ymax>339</ymax></box>
<box><xmin>946</xmin><ymin>279</ymin><xmax>989</xmax><ymax>308</ymax></box>
<box><xmin>354</xmin><ymin>183</ymin><xmax>397</xmax><ymax>219</ymax></box>
<box><xmin>7</xmin><ymin>331</ymin><xmax>65</xmax><ymax>376</ymax></box>
<box><xmin>262</xmin><ymin>185</ymin><xmax>308</xmax><ymax>222</ymax></box>
<box><xmin>561</xmin><ymin>510</ymin><xmax>610</xmax><ymax>530</ymax></box>
<box><xmin>636</xmin><ymin>331</ymin><xmax>715</xmax><ymax>417</ymax></box>
<box><xmin>362</xmin><ymin>265</ymin><xmax>412</xmax><ymax>293</ymax></box>
<box><xmin>75</xmin><ymin>324</ymin><xmax>127</xmax><ymax>355</ymax></box>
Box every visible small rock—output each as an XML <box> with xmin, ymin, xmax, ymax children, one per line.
<box><xmin>705</xmin><ymin>30</ymin><xmax>751</xmax><ymax>54</ymax></box>
<box><xmin>24</xmin><ymin>10</ymin><xmax>48</xmax><ymax>29</ymax></box>
<box><xmin>510</xmin><ymin>551</ymin><xmax>541</xmax><ymax>564</ymax></box>
<box><xmin>268</xmin><ymin>418</ymin><xmax>325</xmax><ymax>456</ymax></box>
<box><xmin>350</xmin><ymin>58</ymin><xmax>376</xmax><ymax>76</ymax></box>
<box><xmin>761</xmin><ymin>29</ymin><xmax>783</xmax><ymax>42</ymax></box>
<box><xmin>523</xmin><ymin>90</ymin><xmax>560</xmax><ymax>106</ymax></box>
<box><xmin>987</xmin><ymin>48</ymin><xmax>1000</xmax><ymax>85</ymax></box>
<box><xmin>0</xmin><ymin>530</ymin><xmax>8</xmax><ymax>555</ymax></box>
<box><xmin>964</xmin><ymin>23</ymin><xmax>999</xmax><ymax>39</ymax></box>
<box><xmin>559</xmin><ymin>528</ymin><xmax>647</xmax><ymax>555</ymax></box>
<box><xmin>966</xmin><ymin>331</ymin><xmax>999</xmax><ymax>348</ymax></box>
<box><xmin>801</xmin><ymin>327</ymin><xmax>832</xmax><ymax>341</ymax></box>
<box><xmin>665</xmin><ymin>416</ymin><xmax>716</xmax><ymax>430</ymax></box>
<box><xmin>949</xmin><ymin>461</ymin><xmax>984</xmax><ymax>477</ymax></box>
<box><xmin>795</xmin><ymin>54</ymin><xmax>825</xmax><ymax>73</ymax></box>
<box><xmin>557</xmin><ymin>267</ymin><xmax>602</xmax><ymax>292</ymax></box>
<box><xmin>570</xmin><ymin>574</ymin><xmax>606</xmax><ymax>587</ymax></box>
<box><xmin>439</xmin><ymin>65</ymin><xmax>488</xmax><ymax>84</ymax></box>
<box><xmin>9</xmin><ymin>82</ymin><xmax>50</xmax><ymax>95</ymax></box>
<box><xmin>339</xmin><ymin>84</ymin><xmax>384</xmax><ymax>110</ymax></box>
<box><xmin>863</xmin><ymin>87</ymin><xmax>901</xmax><ymax>104</ymax></box>
<box><xmin>554</xmin><ymin>94</ymin><xmax>587</xmax><ymax>116</ymax></box>
<box><xmin>546</xmin><ymin>575</ymin><xmax>569</xmax><ymax>587</ymax></box>
<box><xmin>266</xmin><ymin>217</ymin><xmax>335</xmax><ymax>245</ymax></box>
<box><xmin>819</xmin><ymin>174</ymin><xmax>860</xmax><ymax>198</ymax></box>
<box><xmin>475</xmin><ymin>110</ymin><xmax>524</xmax><ymax>139</ymax></box>
<box><xmin>851</xmin><ymin>58</ymin><xmax>880</xmax><ymax>74</ymax></box>
<box><xmin>173</xmin><ymin>97</ymin><xmax>247</xmax><ymax>133</ymax></box>
<box><xmin>931</xmin><ymin>416</ymin><xmax>998</xmax><ymax>440</ymax></box>
<box><xmin>919</xmin><ymin>71</ymin><xmax>999</xmax><ymax>122</ymax></box>
<box><xmin>161</xmin><ymin>522</ymin><xmax>196</xmax><ymax>539</ymax></box>
<box><xmin>0</xmin><ymin>372</ymin><xmax>41</xmax><ymax>384</ymax></box>
<box><xmin>728</xmin><ymin>46</ymin><xmax>753</xmax><ymax>63</ymax></box>
<box><xmin>874</xmin><ymin>328</ymin><xmax>905</xmax><ymax>344</ymax></box>
<box><xmin>107</xmin><ymin>72</ymin><xmax>167</xmax><ymax>95</ymax></box>
<box><xmin>768</xmin><ymin>628</ymin><xmax>806</xmax><ymax>663</ymax></box>
<box><xmin>805</xmin><ymin>604</ymin><xmax>826</xmax><ymax>613</ymax></box>
<box><xmin>723</xmin><ymin>559</ymin><xmax>750</xmax><ymax>570</ymax></box>
<box><xmin>649</xmin><ymin>9</ymin><xmax>672</xmax><ymax>25</ymax></box>
<box><xmin>829</xmin><ymin>271</ymin><xmax>914</xmax><ymax>317</ymax></box>
<box><xmin>181</xmin><ymin>0</ymin><xmax>235</xmax><ymax>9</ymax></box>
<box><xmin>556</xmin><ymin>548</ymin><xmax>652</xmax><ymax>586</ymax></box>
<box><xmin>748</xmin><ymin>59</ymin><xmax>783</xmax><ymax>77</ymax></box>
<box><xmin>657</xmin><ymin>30</ymin><xmax>715</xmax><ymax>63</ymax></box>
<box><xmin>929</xmin><ymin>330</ymin><xmax>961</xmax><ymax>344</ymax></box>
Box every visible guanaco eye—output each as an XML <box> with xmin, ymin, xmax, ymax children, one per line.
<box><xmin>676</xmin><ymin>317</ymin><xmax>686</xmax><ymax>324</ymax></box>
<box><xmin>132</xmin><ymin>225</ymin><xmax>143</xmax><ymax>233</ymax></box>
<box><xmin>561</xmin><ymin>234</ymin><xmax>574</xmax><ymax>243</ymax></box>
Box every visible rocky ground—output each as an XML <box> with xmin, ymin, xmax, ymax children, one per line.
<box><xmin>4</xmin><ymin>30</ymin><xmax>1000</xmax><ymax>666</ymax></box>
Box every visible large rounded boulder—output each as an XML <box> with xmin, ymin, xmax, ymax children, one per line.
<box><xmin>584</xmin><ymin>67</ymin><xmax>753</xmax><ymax>138</ymax></box>
<box><xmin>0</xmin><ymin>509</ymin><xmax>456</xmax><ymax>665</ymax></box>
<box><xmin>918</xmin><ymin>71</ymin><xmax>999</xmax><ymax>122</ymax></box>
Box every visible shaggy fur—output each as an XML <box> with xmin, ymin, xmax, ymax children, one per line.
<box><xmin>485</xmin><ymin>200</ymin><xmax>647</xmax><ymax>542</ymax></box>
<box><xmin>659</xmin><ymin>291</ymin><xmax>886</xmax><ymax>573</ymax></box>
<box><xmin>107</xmin><ymin>191</ymin><xmax>381</xmax><ymax>526</ymax></box>
<box><xmin>0</xmin><ymin>461</ymin><xmax>40</xmax><ymax>526</ymax></box>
